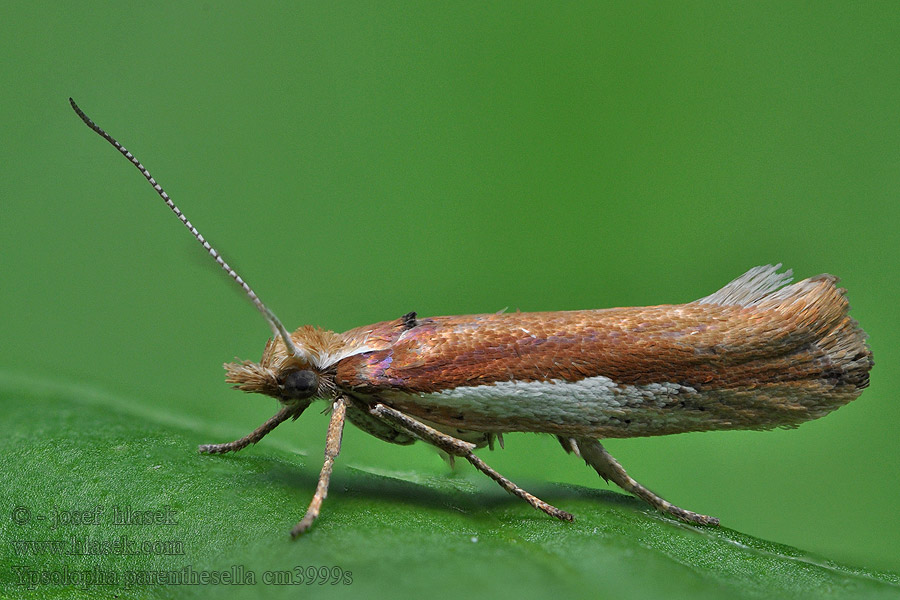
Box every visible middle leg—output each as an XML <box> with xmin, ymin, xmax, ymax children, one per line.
<box><xmin>370</xmin><ymin>403</ymin><xmax>573</xmax><ymax>522</ymax></box>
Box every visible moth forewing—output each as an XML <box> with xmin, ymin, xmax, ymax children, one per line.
<box><xmin>332</xmin><ymin>267</ymin><xmax>870</xmax><ymax>439</ymax></box>
<box><xmin>72</xmin><ymin>99</ymin><xmax>872</xmax><ymax>537</ymax></box>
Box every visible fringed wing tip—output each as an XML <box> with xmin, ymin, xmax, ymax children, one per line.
<box><xmin>694</xmin><ymin>264</ymin><xmax>794</xmax><ymax>307</ymax></box>
<box><xmin>698</xmin><ymin>264</ymin><xmax>872</xmax><ymax>396</ymax></box>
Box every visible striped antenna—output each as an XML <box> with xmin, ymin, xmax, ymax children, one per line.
<box><xmin>69</xmin><ymin>98</ymin><xmax>301</xmax><ymax>358</ymax></box>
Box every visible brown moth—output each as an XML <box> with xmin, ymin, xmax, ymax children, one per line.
<box><xmin>71</xmin><ymin>99</ymin><xmax>873</xmax><ymax>537</ymax></box>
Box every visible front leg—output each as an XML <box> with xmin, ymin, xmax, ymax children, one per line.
<box><xmin>370</xmin><ymin>403</ymin><xmax>573</xmax><ymax>522</ymax></box>
<box><xmin>198</xmin><ymin>404</ymin><xmax>306</xmax><ymax>455</ymax></box>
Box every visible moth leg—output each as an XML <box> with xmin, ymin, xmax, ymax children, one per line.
<box><xmin>291</xmin><ymin>397</ymin><xmax>348</xmax><ymax>537</ymax></box>
<box><xmin>370</xmin><ymin>403</ymin><xmax>573</xmax><ymax>522</ymax></box>
<box><xmin>572</xmin><ymin>437</ymin><xmax>719</xmax><ymax>526</ymax></box>
<box><xmin>198</xmin><ymin>404</ymin><xmax>307</xmax><ymax>454</ymax></box>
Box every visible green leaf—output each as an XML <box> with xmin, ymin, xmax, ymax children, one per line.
<box><xmin>1</xmin><ymin>373</ymin><xmax>897</xmax><ymax>600</ymax></box>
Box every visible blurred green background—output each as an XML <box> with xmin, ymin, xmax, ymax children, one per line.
<box><xmin>1</xmin><ymin>0</ymin><xmax>898</xmax><ymax>584</ymax></box>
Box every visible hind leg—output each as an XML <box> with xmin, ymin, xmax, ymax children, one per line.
<box><xmin>569</xmin><ymin>437</ymin><xmax>719</xmax><ymax>526</ymax></box>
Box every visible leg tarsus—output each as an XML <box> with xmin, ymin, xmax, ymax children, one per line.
<box><xmin>572</xmin><ymin>437</ymin><xmax>719</xmax><ymax>526</ymax></box>
<box><xmin>198</xmin><ymin>403</ymin><xmax>306</xmax><ymax>454</ymax></box>
<box><xmin>465</xmin><ymin>452</ymin><xmax>574</xmax><ymax>522</ymax></box>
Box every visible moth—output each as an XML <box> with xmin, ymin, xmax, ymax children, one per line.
<box><xmin>71</xmin><ymin>99</ymin><xmax>873</xmax><ymax>537</ymax></box>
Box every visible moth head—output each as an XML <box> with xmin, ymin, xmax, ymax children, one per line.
<box><xmin>224</xmin><ymin>334</ymin><xmax>338</xmax><ymax>405</ymax></box>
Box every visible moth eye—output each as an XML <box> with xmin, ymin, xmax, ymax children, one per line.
<box><xmin>282</xmin><ymin>369</ymin><xmax>319</xmax><ymax>399</ymax></box>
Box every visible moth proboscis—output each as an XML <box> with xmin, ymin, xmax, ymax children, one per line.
<box><xmin>70</xmin><ymin>98</ymin><xmax>873</xmax><ymax>537</ymax></box>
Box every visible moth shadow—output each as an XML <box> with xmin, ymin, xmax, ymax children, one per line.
<box><xmin>235</xmin><ymin>453</ymin><xmax>646</xmax><ymax>521</ymax></box>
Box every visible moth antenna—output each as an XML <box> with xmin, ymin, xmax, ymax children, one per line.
<box><xmin>69</xmin><ymin>98</ymin><xmax>301</xmax><ymax>358</ymax></box>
